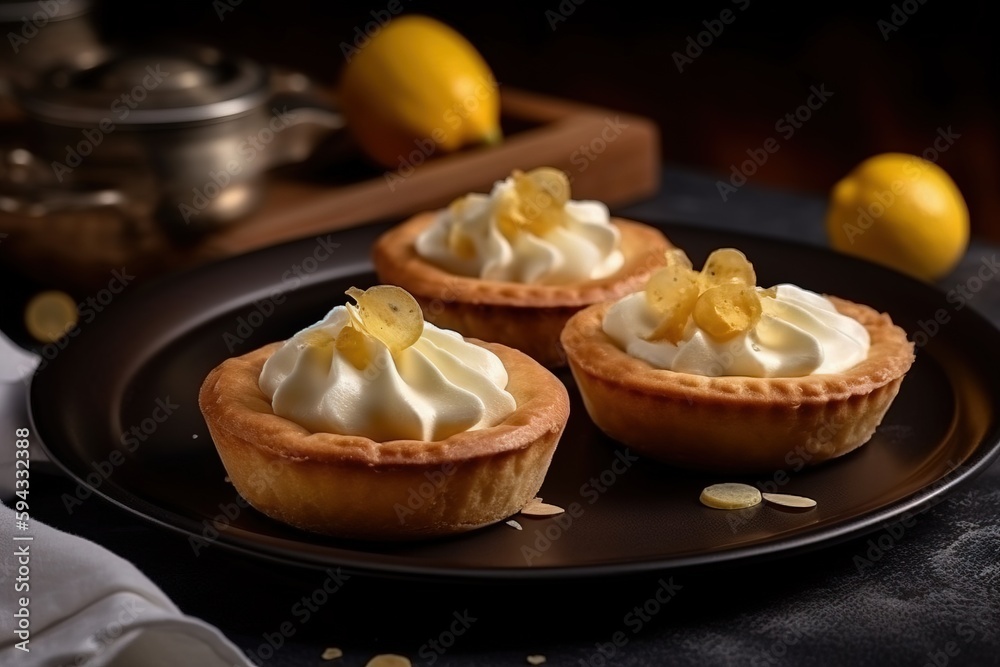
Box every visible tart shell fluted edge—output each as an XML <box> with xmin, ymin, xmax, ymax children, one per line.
<box><xmin>560</xmin><ymin>297</ymin><xmax>916</xmax><ymax>473</ymax></box>
<box><xmin>199</xmin><ymin>340</ymin><xmax>570</xmax><ymax>541</ymax></box>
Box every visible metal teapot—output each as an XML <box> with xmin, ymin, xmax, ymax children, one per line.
<box><xmin>6</xmin><ymin>45</ymin><xmax>343</xmax><ymax>235</ymax></box>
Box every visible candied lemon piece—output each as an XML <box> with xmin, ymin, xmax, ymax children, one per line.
<box><xmin>700</xmin><ymin>248</ymin><xmax>756</xmax><ymax>289</ymax></box>
<box><xmin>693</xmin><ymin>284</ymin><xmax>763</xmax><ymax>340</ymax></box>
<box><xmin>346</xmin><ymin>285</ymin><xmax>424</xmax><ymax>352</ymax></box>
<box><xmin>644</xmin><ymin>264</ymin><xmax>700</xmax><ymax>344</ymax></box>
<box><xmin>645</xmin><ymin>264</ymin><xmax>700</xmax><ymax>316</ymax></box>
<box><xmin>335</xmin><ymin>324</ymin><xmax>370</xmax><ymax>370</ymax></box>
<box><xmin>758</xmin><ymin>285</ymin><xmax>778</xmax><ymax>300</ymax></box>
<box><xmin>447</xmin><ymin>224</ymin><xmax>477</xmax><ymax>260</ymax></box>
<box><xmin>700</xmin><ymin>483</ymin><xmax>762</xmax><ymax>509</ymax></box>
<box><xmin>301</xmin><ymin>329</ymin><xmax>335</xmax><ymax>347</ymax></box>
<box><xmin>495</xmin><ymin>185</ymin><xmax>527</xmax><ymax>239</ymax></box>
<box><xmin>300</xmin><ymin>329</ymin><xmax>336</xmax><ymax>369</ymax></box>
<box><xmin>496</xmin><ymin>167</ymin><xmax>570</xmax><ymax>238</ymax></box>
<box><xmin>448</xmin><ymin>194</ymin><xmax>470</xmax><ymax>219</ymax></box>
<box><xmin>521</xmin><ymin>166</ymin><xmax>570</xmax><ymax>207</ymax></box>
<box><xmin>665</xmin><ymin>247</ymin><xmax>693</xmax><ymax>270</ymax></box>
<box><xmin>643</xmin><ymin>247</ymin><xmax>768</xmax><ymax>343</ymax></box>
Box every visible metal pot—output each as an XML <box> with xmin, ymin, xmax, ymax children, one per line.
<box><xmin>7</xmin><ymin>45</ymin><xmax>343</xmax><ymax>234</ymax></box>
<box><xmin>0</xmin><ymin>0</ymin><xmax>105</xmax><ymax>91</ymax></box>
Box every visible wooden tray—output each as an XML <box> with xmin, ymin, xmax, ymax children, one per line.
<box><xmin>0</xmin><ymin>87</ymin><xmax>660</xmax><ymax>291</ymax></box>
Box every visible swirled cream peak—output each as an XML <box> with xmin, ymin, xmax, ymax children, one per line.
<box><xmin>415</xmin><ymin>167</ymin><xmax>624</xmax><ymax>284</ymax></box>
<box><xmin>259</xmin><ymin>286</ymin><xmax>516</xmax><ymax>441</ymax></box>
<box><xmin>602</xmin><ymin>248</ymin><xmax>870</xmax><ymax>377</ymax></box>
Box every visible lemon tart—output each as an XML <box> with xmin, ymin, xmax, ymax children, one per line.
<box><xmin>561</xmin><ymin>248</ymin><xmax>915</xmax><ymax>473</ymax></box>
<box><xmin>372</xmin><ymin>167</ymin><xmax>672</xmax><ymax>366</ymax></box>
<box><xmin>199</xmin><ymin>286</ymin><xmax>570</xmax><ymax>540</ymax></box>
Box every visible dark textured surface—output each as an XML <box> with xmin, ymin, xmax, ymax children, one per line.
<box><xmin>17</xmin><ymin>167</ymin><xmax>1000</xmax><ymax>666</ymax></box>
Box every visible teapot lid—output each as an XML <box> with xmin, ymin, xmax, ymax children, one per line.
<box><xmin>0</xmin><ymin>0</ymin><xmax>91</xmax><ymax>21</ymax></box>
<box><xmin>18</xmin><ymin>46</ymin><xmax>269</xmax><ymax>127</ymax></box>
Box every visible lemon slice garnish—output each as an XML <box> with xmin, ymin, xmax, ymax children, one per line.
<box><xmin>496</xmin><ymin>167</ymin><xmax>571</xmax><ymax>239</ymax></box>
<box><xmin>693</xmin><ymin>284</ymin><xmax>763</xmax><ymax>341</ymax></box>
<box><xmin>345</xmin><ymin>285</ymin><xmax>423</xmax><ymax>353</ymax></box>
<box><xmin>643</xmin><ymin>247</ymin><xmax>766</xmax><ymax>343</ymax></box>
<box><xmin>644</xmin><ymin>262</ymin><xmax>700</xmax><ymax>344</ymax></box>
<box><xmin>699</xmin><ymin>248</ymin><xmax>757</xmax><ymax>290</ymax></box>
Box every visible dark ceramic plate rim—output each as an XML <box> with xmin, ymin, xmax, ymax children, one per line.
<box><xmin>29</xmin><ymin>220</ymin><xmax>1000</xmax><ymax>581</ymax></box>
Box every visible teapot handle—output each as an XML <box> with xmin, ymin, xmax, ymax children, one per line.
<box><xmin>258</xmin><ymin>67</ymin><xmax>346</xmax><ymax>170</ymax></box>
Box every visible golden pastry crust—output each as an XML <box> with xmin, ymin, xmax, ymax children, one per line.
<box><xmin>560</xmin><ymin>296</ymin><xmax>916</xmax><ymax>473</ymax></box>
<box><xmin>199</xmin><ymin>339</ymin><xmax>570</xmax><ymax>541</ymax></box>
<box><xmin>372</xmin><ymin>212</ymin><xmax>673</xmax><ymax>366</ymax></box>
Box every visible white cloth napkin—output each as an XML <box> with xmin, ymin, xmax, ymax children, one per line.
<box><xmin>0</xmin><ymin>331</ymin><xmax>255</xmax><ymax>667</ymax></box>
<box><xmin>0</xmin><ymin>503</ymin><xmax>256</xmax><ymax>666</ymax></box>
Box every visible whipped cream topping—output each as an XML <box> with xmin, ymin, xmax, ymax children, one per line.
<box><xmin>259</xmin><ymin>306</ymin><xmax>517</xmax><ymax>441</ymax></box>
<box><xmin>414</xmin><ymin>175</ymin><xmax>624</xmax><ymax>284</ymax></box>
<box><xmin>603</xmin><ymin>284</ymin><xmax>870</xmax><ymax>377</ymax></box>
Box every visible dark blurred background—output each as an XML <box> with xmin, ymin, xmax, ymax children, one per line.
<box><xmin>88</xmin><ymin>0</ymin><xmax>998</xmax><ymax>241</ymax></box>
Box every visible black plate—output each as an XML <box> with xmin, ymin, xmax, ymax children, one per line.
<box><xmin>30</xmin><ymin>221</ymin><xmax>1000</xmax><ymax>581</ymax></box>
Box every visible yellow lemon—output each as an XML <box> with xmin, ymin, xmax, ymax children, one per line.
<box><xmin>825</xmin><ymin>153</ymin><xmax>969</xmax><ymax>282</ymax></box>
<box><xmin>338</xmin><ymin>15</ymin><xmax>502</xmax><ymax>169</ymax></box>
